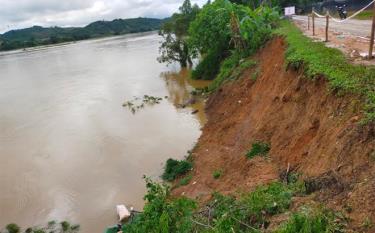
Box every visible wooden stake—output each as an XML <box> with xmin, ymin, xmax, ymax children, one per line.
<box><xmin>312</xmin><ymin>13</ymin><xmax>315</xmax><ymax>36</ymax></box>
<box><xmin>308</xmin><ymin>14</ymin><xmax>310</xmax><ymax>30</ymax></box>
<box><xmin>369</xmin><ymin>2</ymin><xmax>375</xmax><ymax>59</ymax></box>
<box><xmin>325</xmin><ymin>14</ymin><xmax>329</xmax><ymax>42</ymax></box>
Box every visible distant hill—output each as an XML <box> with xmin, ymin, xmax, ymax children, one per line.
<box><xmin>0</xmin><ymin>17</ymin><xmax>164</xmax><ymax>51</ymax></box>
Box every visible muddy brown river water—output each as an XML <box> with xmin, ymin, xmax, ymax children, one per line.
<box><xmin>0</xmin><ymin>32</ymin><xmax>209</xmax><ymax>232</ymax></box>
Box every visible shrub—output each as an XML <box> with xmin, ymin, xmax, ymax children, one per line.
<box><xmin>162</xmin><ymin>158</ymin><xmax>193</xmax><ymax>181</ymax></box>
<box><xmin>123</xmin><ymin>178</ymin><xmax>197</xmax><ymax>233</ymax></box>
<box><xmin>191</xmin><ymin>46</ymin><xmax>228</xmax><ymax>80</ymax></box>
<box><xmin>246</xmin><ymin>141</ymin><xmax>271</xmax><ymax>159</ymax></box>
<box><xmin>6</xmin><ymin>224</ymin><xmax>20</xmax><ymax>233</ymax></box>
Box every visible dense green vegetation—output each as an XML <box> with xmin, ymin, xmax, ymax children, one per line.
<box><xmin>0</xmin><ymin>18</ymin><xmax>164</xmax><ymax>51</ymax></box>
<box><xmin>119</xmin><ymin>176</ymin><xmax>345</xmax><ymax>233</ymax></box>
<box><xmin>275</xmin><ymin>21</ymin><xmax>375</xmax><ymax>123</ymax></box>
<box><xmin>188</xmin><ymin>0</ymin><xmax>279</xmax><ymax>80</ymax></box>
<box><xmin>275</xmin><ymin>207</ymin><xmax>346</xmax><ymax>233</ymax></box>
<box><xmin>1</xmin><ymin>221</ymin><xmax>79</xmax><ymax>233</ymax></box>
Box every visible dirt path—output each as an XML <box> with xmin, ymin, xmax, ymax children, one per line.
<box><xmin>292</xmin><ymin>16</ymin><xmax>375</xmax><ymax>65</ymax></box>
<box><xmin>292</xmin><ymin>15</ymin><xmax>372</xmax><ymax>38</ymax></box>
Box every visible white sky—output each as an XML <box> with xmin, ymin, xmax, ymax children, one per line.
<box><xmin>0</xmin><ymin>0</ymin><xmax>206</xmax><ymax>33</ymax></box>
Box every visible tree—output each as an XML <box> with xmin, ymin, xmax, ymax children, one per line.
<box><xmin>157</xmin><ymin>0</ymin><xmax>199</xmax><ymax>67</ymax></box>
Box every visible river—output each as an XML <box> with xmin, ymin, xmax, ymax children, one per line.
<box><xmin>0</xmin><ymin>32</ymin><xmax>208</xmax><ymax>232</ymax></box>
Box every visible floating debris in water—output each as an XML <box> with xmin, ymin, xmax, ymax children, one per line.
<box><xmin>122</xmin><ymin>95</ymin><xmax>165</xmax><ymax>114</ymax></box>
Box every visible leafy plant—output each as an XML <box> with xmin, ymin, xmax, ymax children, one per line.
<box><xmin>162</xmin><ymin>158</ymin><xmax>193</xmax><ymax>181</ymax></box>
<box><xmin>123</xmin><ymin>178</ymin><xmax>197</xmax><ymax>233</ymax></box>
<box><xmin>246</xmin><ymin>141</ymin><xmax>271</xmax><ymax>159</ymax></box>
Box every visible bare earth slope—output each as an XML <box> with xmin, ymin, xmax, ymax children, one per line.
<box><xmin>173</xmin><ymin>37</ymin><xmax>375</xmax><ymax>231</ymax></box>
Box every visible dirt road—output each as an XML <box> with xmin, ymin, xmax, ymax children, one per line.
<box><xmin>292</xmin><ymin>15</ymin><xmax>372</xmax><ymax>38</ymax></box>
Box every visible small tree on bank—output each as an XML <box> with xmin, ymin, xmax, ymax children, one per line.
<box><xmin>157</xmin><ymin>0</ymin><xmax>199</xmax><ymax>68</ymax></box>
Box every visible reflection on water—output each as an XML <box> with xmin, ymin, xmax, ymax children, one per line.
<box><xmin>162</xmin><ymin>68</ymin><xmax>210</xmax><ymax>125</ymax></box>
<box><xmin>0</xmin><ymin>32</ymin><xmax>207</xmax><ymax>233</ymax></box>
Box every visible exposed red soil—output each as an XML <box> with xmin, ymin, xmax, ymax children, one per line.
<box><xmin>172</xmin><ymin>37</ymin><xmax>375</xmax><ymax>231</ymax></box>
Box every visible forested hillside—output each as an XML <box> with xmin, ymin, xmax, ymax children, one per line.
<box><xmin>0</xmin><ymin>17</ymin><xmax>164</xmax><ymax>51</ymax></box>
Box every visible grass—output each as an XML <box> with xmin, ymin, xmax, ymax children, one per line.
<box><xmin>275</xmin><ymin>21</ymin><xmax>375</xmax><ymax>123</ymax></box>
<box><xmin>208</xmin><ymin>53</ymin><xmax>257</xmax><ymax>91</ymax></box>
<box><xmin>246</xmin><ymin>141</ymin><xmax>271</xmax><ymax>159</ymax></box>
<box><xmin>354</xmin><ymin>10</ymin><xmax>373</xmax><ymax>20</ymax></box>
<box><xmin>162</xmin><ymin>158</ymin><xmax>193</xmax><ymax>181</ymax></box>
<box><xmin>275</xmin><ymin>207</ymin><xmax>346</xmax><ymax>233</ymax></box>
<box><xmin>178</xmin><ymin>174</ymin><xmax>193</xmax><ymax>186</ymax></box>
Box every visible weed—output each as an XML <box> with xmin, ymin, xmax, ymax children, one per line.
<box><xmin>246</xmin><ymin>141</ymin><xmax>271</xmax><ymax>159</ymax></box>
<box><xmin>178</xmin><ymin>175</ymin><xmax>193</xmax><ymax>186</ymax></box>
<box><xmin>162</xmin><ymin>158</ymin><xmax>193</xmax><ymax>181</ymax></box>
<box><xmin>251</xmin><ymin>68</ymin><xmax>260</xmax><ymax>81</ymax></box>
<box><xmin>362</xmin><ymin>217</ymin><xmax>374</xmax><ymax>229</ymax></box>
<box><xmin>213</xmin><ymin>169</ymin><xmax>223</xmax><ymax>179</ymax></box>
<box><xmin>122</xmin><ymin>95</ymin><xmax>163</xmax><ymax>114</ymax></box>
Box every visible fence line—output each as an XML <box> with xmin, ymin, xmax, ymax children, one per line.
<box><xmin>307</xmin><ymin>0</ymin><xmax>375</xmax><ymax>59</ymax></box>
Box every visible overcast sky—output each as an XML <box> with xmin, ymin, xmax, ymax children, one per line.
<box><xmin>0</xmin><ymin>0</ymin><xmax>206</xmax><ymax>33</ymax></box>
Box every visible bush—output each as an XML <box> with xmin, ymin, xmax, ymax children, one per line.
<box><xmin>246</xmin><ymin>141</ymin><xmax>271</xmax><ymax>159</ymax></box>
<box><xmin>162</xmin><ymin>158</ymin><xmax>193</xmax><ymax>181</ymax></box>
<box><xmin>6</xmin><ymin>224</ymin><xmax>20</xmax><ymax>233</ymax></box>
<box><xmin>191</xmin><ymin>46</ymin><xmax>228</xmax><ymax>80</ymax></box>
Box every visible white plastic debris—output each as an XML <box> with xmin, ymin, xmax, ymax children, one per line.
<box><xmin>116</xmin><ymin>205</ymin><xmax>131</xmax><ymax>221</ymax></box>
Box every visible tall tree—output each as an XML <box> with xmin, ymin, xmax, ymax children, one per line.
<box><xmin>157</xmin><ymin>0</ymin><xmax>199</xmax><ymax>67</ymax></box>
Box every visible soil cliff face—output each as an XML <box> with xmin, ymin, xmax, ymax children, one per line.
<box><xmin>173</xmin><ymin>37</ymin><xmax>375</xmax><ymax>229</ymax></box>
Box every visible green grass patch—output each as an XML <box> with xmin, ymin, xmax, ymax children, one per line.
<box><xmin>274</xmin><ymin>206</ymin><xmax>346</xmax><ymax>233</ymax></box>
<box><xmin>162</xmin><ymin>158</ymin><xmax>193</xmax><ymax>182</ymax></box>
<box><xmin>275</xmin><ymin>20</ymin><xmax>375</xmax><ymax>123</ymax></box>
<box><xmin>178</xmin><ymin>174</ymin><xmax>193</xmax><ymax>186</ymax></box>
<box><xmin>246</xmin><ymin>141</ymin><xmax>271</xmax><ymax>159</ymax></box>
<box><xmin>208</xmin><ymin>53</ymin><xmax>257</xmax><ymax>91</ymax></box>
<box><xmin>354</xmin><ymin>10</ymin><xmax>373</xmax><ymax>20</ymax></box>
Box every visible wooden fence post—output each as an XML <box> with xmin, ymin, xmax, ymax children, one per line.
<box><xmin>325</xmin><ymin>14</ymin><xmax>329</xmax><ymax>42</ymax></box>
<box><xmin>369</xmin><ymin>2</ymin><xmax>375</xmax><ymax>59</ymax></box>
<box><xmin>312</xmin><ymin>13</ymin><xmax>315</xmax><ymax>36</ymax></box>
<box><xmin>308</xmin><ymin>14</ymin><xmax>310</xmax><ymax>30</ymax></box>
